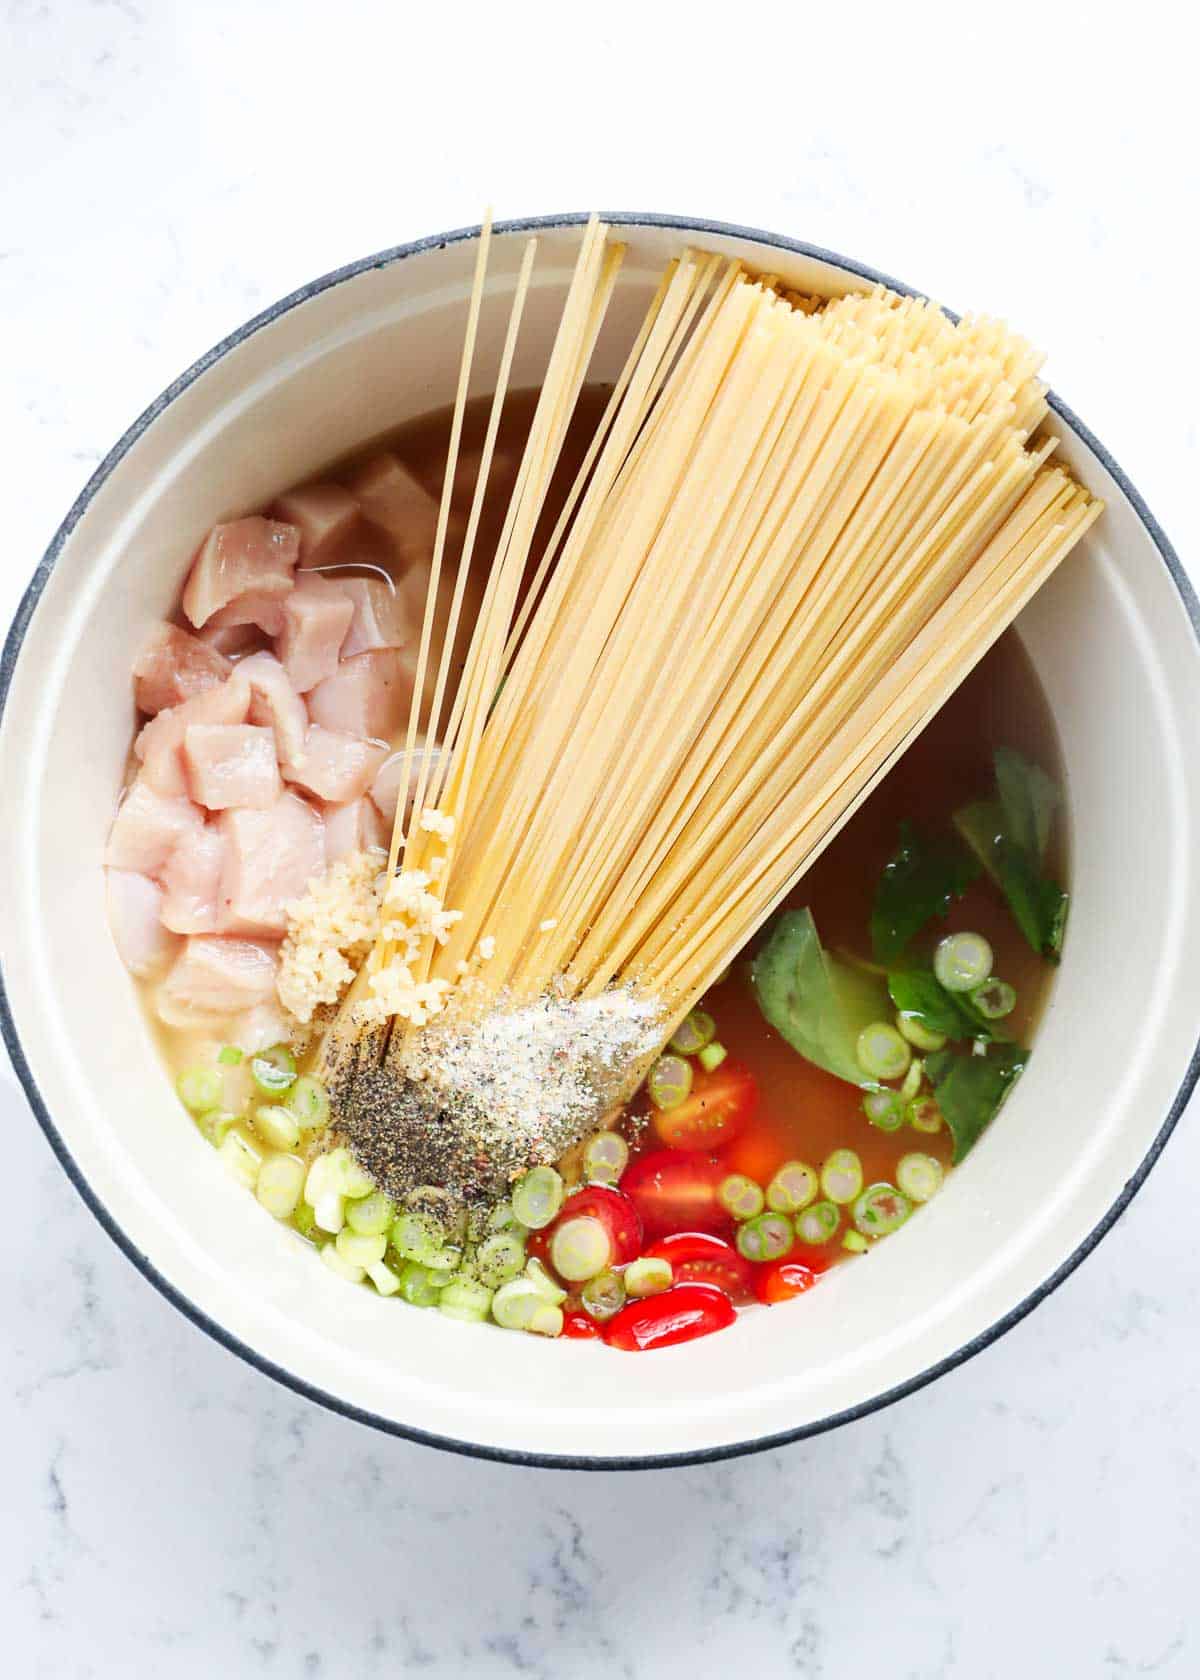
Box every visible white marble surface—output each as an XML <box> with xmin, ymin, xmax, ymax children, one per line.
<box><xmin>3</xmin><ymin>2</ymin><xmax>1199</xmax><ymax>1674</ymax></box>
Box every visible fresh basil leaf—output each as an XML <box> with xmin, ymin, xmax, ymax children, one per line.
<box><xmin>869</xmin><ymin>822</ymin><xmax>980</xmax><ymax>965</ymax></box>
<box><xmin>925</xmin><ymin>1043</ymin><xmax>1028</xmax><ymax>1162</ymax></box>
<box><xmin>995</xmin><ymin>746</ymin><xmax>1059</xmax><ymax>863</ymax></box>
<box><xmin>955</xmin><ymin>798</ymin><xmax>1068</xmax><ymax>960</ymax></box>
<box><xmin>887</xmin><ymin>968</ymin><xmax>997</xmax><ymax>1043</ymax></box>
<box><xmin>752</xmin><ymin>909</ymin><xmax>891</xmax><ymax>1088</ymax></box>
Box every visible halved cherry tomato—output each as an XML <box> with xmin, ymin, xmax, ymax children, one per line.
<box><xmin>753</xmin><ymin>1246</ymin><xmax>837</xmax><ymax>1305</ymax></box>
<box><xmin>620</xmin><ymin>1148</ymin><xmax>730</xmax><ymax>1242</ymax></box>
<box><xmin>561</xmin><ymin>1310</ymin><xmax>600</xmax><ymax>1339</ymax></box>
<box><xmin>644</xmin><ymin>1230</ymin><xmax>755</xmax><ymax>1304</ymax></box>
<box><xmin>603</xmin><ymin>1281</ymin><xmax>737</xmax><ymax>1351</ymax></box>
<box><xmin>652</xmin><ymin>1058</ymin><xmax>759</xmax><ymax>1151</ymax></box>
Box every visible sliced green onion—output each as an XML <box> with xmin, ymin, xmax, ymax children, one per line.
<box><xmin>345</xmin><ymin>1190</ymin><xmax>395</xmax><ymax>1236</ymax></box>
<box><xmin>320</xmin><ymin>1242</ymin><xmax>364</xmax><ymax>1283</ymax></box>
<box><xmin>852</xmin><ymin>1182</ymin><xmax>913</xmax><ymax>1238</ymax></box>
<box><xmin>178</xmin><ymin>1066</ymin><xmax>223</xmax><ymax>1115</ymax></box>
<box><xmin>766</xmin><ymin>1160</ymin><xmax>818</xmax><ymax>1214</ymax></box>
<box><xmin>527</xmin><ymin>1301</ymin><xmax>565</xmax><ymax>1337</ymax></box>
<box><xmin>969</xmin><ymin>977</ymin><xmax>1016</xmax><ymax>1019</ymax></box>
<box><xmin>624</xmin><ymin>1257</ymin><xmax>673</xmax><ymax>1297</ymax></box>
<box><xmin>398</xmin><ymin>1261</ymin><xmax>447</xmax><ymax>1307</ymax></box>
<box><xmin>719</xmin><ymin>1173</ymin><xmax>765</xmax><ymax>1220</ymax></box>
<box><xmin>698</xmin><ymin>1041</ymin><xmax>728</xmax><ymax>1073</ymax></box>
<box><xmin>907</xmin><ymin>1096</ymin><xmax>944</xmax><ymax>1134</ymax></box>
<box><xmin>821</xmin><ymin>1148</ymin><xmax>863</xmax><ymax>1205</ymax></box>
<box><xmin>286</xmin><ymin>1075</ymin><xmax>330</xmax><ymax>1132</ymax></box>
<box><xmin>336</xmin><ymin>1227</ymin><xmax>388</xmax><ymax>1268</ymax></box>
<box><xmin>291</xmin><ymin>1202</ymin><xmax>320</xmax><ymax>1244</ymax></box>
<box><xmin>486</xmin><ymin>1199</ymin><xmax>523</xmax><ymax>1234</ymax></box>
<box><xmin>217</xmin><ymin>1124</ymin><xmax>264</xmax><ymax>1189</ymax></box>
<box><xmin>896</xmin><ymin>1012</ymin><xmax>947</xmax><ymax>1053</ymax></box>
<box><xmin>423</xmin><ymin>1245</ymin><xmax>462</xmax><ymax>1277</ymax></box>
<box><xmin>492</xmin><ymin>1279</ymin><xmax>562</xmax><ymax>1334</ymax></box>
<box><xmin>896</xmin><ymin>1152</ymin><xmax>945</xmax><ymax>1203</ymax></box>
<box><xmin>796</xmin><ymin>1200</ymin><xmax>840</xmax><ymax>1245</ymax></box>
<box><xmin>366</xmin><ymin>1259</ymin><xmax>402</xmax><ymax>1297</ymax></box>
<box><xmin>670</xmin><ymin>1010</ymin><xmax>717</xmax><ymax>1055</ymax></box>
<box><xmin>474</xmin><ymin>1230</ymin><xmax>527</xmax><ymax>1288</ymax></box>
<box><xmin>933</xmin><ymin>931</ymin><xmax>993</xmax><ymax>994</ymax></box>
<box><xmin>511</xmin><ymin>1165</ymin><xmax>564</xmax><ymax>1230</ymax></box>
<box><xmin>862</xmin><ymin>1089</ymin><xmax>904</xmax><ymax>1132</ymax></box>
<box><xmin>899</xmin><ymin>1058</ymin><xmax>924</xmax><ymax>1103</ymax></box>
<box><xmin>582</xmin><ymin>1130</ymin><xmax>629</xmax><ymax>1185</ymax></box>
<box><xmin>855</xmin><ymin>1021</ymin><xmax>912</xmax><ymax>1082</ymax></box>
<box><xmin>324</xmin><ymin>1145</ymin><xmax>374</xmax><ymax>1199</ymax></box>
<box><xmin>581</xmin><ymin>1270</ymin><xmax>626</xmax><ymax>1322</ymax></box>
<box><xmin>842</xmin><ymin>1230</ymin><xmax>869</xmax><ymax>1254</ymax></box>
<box><xmin>390</xmin><ymin>1213</ymin><xmax>447</xmax><ymax>1266</ymax></box>
<box><xmin>647</xmin><ymin>1054</ymin><xmax>693</xmax><ymax>1110</ymax></box>
<box><xmin>313</xmin><ymin>1191</ymin><xmax>345</xmax><ymax>1234</ymax></box>
<box><xmin>255</xmin><ymin>1152</ymin><xmax>305</xmax><ymax>1219</ymax></box>
<box><xmin>196</xmin><ymin>1108</ymin><xmax>237</xmax><ymax>1147</ymax></box>
<box><xmin>736</xmin><ymin>1212</ymin><xmax>795</xmax><ymax>1263</ymax></box>
<box><xmin>250</xmin><ymin>1043</ymin><xmax>297</xmax><ymax>1096</ymax></box>
<box><xmin>549</xmin><ymin>1216</ymin><xmax>611</xmax><ymax>1282</ymax></box>
<box><xmin>218</xmin><ymin>1045</ymin><xmax>244</xmax><ymax>1066</ymax></box>
<box><xmin>437</xmin><ymin>1278</ymin><xmax>494</xmax><ymax>1323</ymax></box>
<box><xmin>524</xmin><ymin>1257</ymin><xmax>567</xmax><ymax>1304</ymax></box>
<box><xmin>252</xmin><ymin>1104</ymin><xmax>301</xmax><ymax>1152</ymax></box>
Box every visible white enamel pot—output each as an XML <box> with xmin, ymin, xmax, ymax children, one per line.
<box><xmin>2</xmin><ymin>215</ymin><xmax>1197</xmax><ymax>1468</ymax></box>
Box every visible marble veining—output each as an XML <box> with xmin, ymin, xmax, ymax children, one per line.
<box><xmin>2</xmin><ymin>0</ymin><xmax>1198</xmax><ymax>1674</ymax></box>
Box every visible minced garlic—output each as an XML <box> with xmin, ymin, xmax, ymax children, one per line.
<box><xmin>277</xmin><ymin>850</ymin><xmax>386</xmax><ymax>1024</ymax></box>
<box><xmin>418</xmin><ymin>808</ymin><xmax>455</xmax><ymax>839</ymax></box>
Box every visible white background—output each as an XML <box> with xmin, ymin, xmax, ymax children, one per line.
<box><xmin>2</xmin><ymin>2</ymin><xmax>1198</xmax><ymax>1675</ymax></box>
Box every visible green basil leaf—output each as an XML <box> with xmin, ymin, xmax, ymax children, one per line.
<box><xmin>887</xmin><ymin>968</ymin><xmax>997</xmax><ymax>1043</ymax></box>
<box><xmin>995</xmin><ymin>746</ymin><xmax>1059</xmax><ymax>863</ymax></box>
<box><xmin>955</xmin><ymin>798</ymin><xmax>1068</xmax><ymax>960</ymax></box>
<box><xmin>752</xmin><ymin>909</ymin><xmax>891</xmax><ymax>1089</ymax></box>
<box><xmin>925</xmin><ymin>1043</ymin><xmax>1028</xmax><ymax>1162</ymax></box>
<box><xmin>869</xmin><ymin>822</ymin><xmax>980</xmax><ymax>965</ymax></box>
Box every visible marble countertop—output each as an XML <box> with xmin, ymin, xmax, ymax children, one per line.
<box><xmin>3</xmin><ymin>3</ymin><xmax>1198</xmax><ymax>1674</ymax></box>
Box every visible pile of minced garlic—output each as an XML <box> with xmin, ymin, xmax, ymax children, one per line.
<box><xmin>277</xmin><ymin>849</ymin><xmax>388</xmax><ymax>1024</ymax></box>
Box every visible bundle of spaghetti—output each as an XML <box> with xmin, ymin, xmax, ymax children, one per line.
<box><xmin>327</xmin><ymin>220</ymin><xmax>1101</xmax><ymax>1097</ymax></box>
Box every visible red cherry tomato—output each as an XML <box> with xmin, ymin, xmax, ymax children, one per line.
<box><xmin>603</xmin><ymin>1282</ymin><xmax>737</xmax><ymax>1352</ymax></box>
<box><xmin>753</xmin><ymin>1247</ymin><xmax>836</xmax><ymax>1305</ymax></box>
<box><xmin>644</xmin><ymin>1230</ymin><xmax>755</xmax><ymax>1304</ymax></box>
<box><xmin>528</xmin><ymin>1184</ymin><xmax>644</xmax><ymax>1278</ymax></box>
<box><xmin>561</xmin><ymin>1310</ymin><xmax>600</xmax><ymax>1339</ymax></box>
<box><xmin>620</xmin><ymin>1149</ymin><xmax>730</xmax><ymax>1242</ymax></box>
<box><xmin>652</xmin><ymin>1058</ymin><xmax>759</xmax><ymax>1151</ymax></box>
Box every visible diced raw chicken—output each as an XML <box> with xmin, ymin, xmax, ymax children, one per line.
<box><xmin>156</xmin><ymin>936</ymin><xmax>279</xmax><ymax>1025</ymax></box>
<box><xmin>218</xmin><ymin>793</ymin><xmax>324</xmax><ymax>935</ymax></box>
<box><xmin>205</xmin><ymin>586</ymin><xmax>291</xmax><ymax>638</ymax></box>
<box><xmin>184</xmin><ymin>724</ymin><xmax>282</xmax><ymax>811</ymax></box>
<box><xmin>133</xmin><ymin>623</ymin><xmax>231</xmax><ymax>716</ymax></box>
<box><xmin>197</xmin><ymin>621</ymin><xmax>265</xmax><ymax>658</ymax></box>
<box><xmin>160</xmin><ymin>823</ymin><xmax>227</xmax><ymax>934</ymax></box>
<box><xmin>307</xmin><ymin>650</ymin><xmax>415</xmax><ymax>741</ymax></box>
<box><xmin>236</xmin><ymin>1001</ymin><xmax>297</xmax><ymax>1055</ymax></box>
<box><xmin>237</xmin><ymin>651</ymin><xmax>308</xmax><ymax>767</ymax></box>
<box><xmin>282</xmin><ymin>726</ymin><xmax>387</xmax><ymax>804</ymax></box>
<box><xmin>134</xmin><ymin>673</ymin><xmax>251</xmax><ymax>797</ymax></box>
<box><xmin>274</xmin><ymin>481</ymin><xmax>361</xmax><ymax>566</ymax></box>
<box><xmin>105</xmin><ymin>778</ymin><xmax>204</xmax><ymax>878</ymax></box>
<box><xmin>277</xmin><ymin>573</ymin><xmax>354</xmax><ymax>692</ymax></box>
<box><xmin>369</xmin><ymin>741</ymin><xmax>448</xmax><ymax>826</ymax></box>
<box><xmin>345</xmin><ymin>453</ymin><xmax>441</xmax><ymax>573</ymax></box>
<box><xmin>337</xmin><ymin>575</ymin><xmax>409</xmax><ymax>658</ymax></box>
<box><xmin>182</xmin><ymin>517</ymin><xmax>299</xmax><ymax>628</ymax></box>
<box><xmin>323</xmin><ymin>797</ymin><xmax>386</xmax><ymax>863</ymax></box>
<box><xmin>106</xmin><ymin>869</ymin><xmax>181</xmax><ymax>978</ymax></box>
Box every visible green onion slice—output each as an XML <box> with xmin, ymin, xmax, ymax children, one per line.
<box><xmin>933</xmin><ymin>932</ymin><xmax>993</xmax><ymax>994</ymax></box>
<box><xmin>856</xmin><ymin>1021</ymin><xmax>912</xmax><ymax>1082</ymax></box>
<box><xmin>719</xmin><ymin>1173</ymin><xmax>765</xmax><ymax>1221</ymax></box>
<box><xmin>796</xmin><ymin>1200</ymin><xmax>840</xmax><ymax>1245</ymax></box>
<box><xmin>647</xmin><ymin>1054</ymin><xmax>693</xmax><ymax>1110</ymax></box>
<box><xmin>896</xmin><ymin>1152</ymin><xmax>945</xmax><ymax>1202</ymax></box>
<box><xmin>765</xmin><ymin>1160</ymin><xmax>818</xmax><ymax>1214</ymax></box>
<box><xmin>669</xmin><ymin>1010</ymin><xmax>717</xmax><ymax>1055</ymax></box>
<box><xmin>250</xmin><ymin>1044</ymin><xmax>297</xmax><ymax>1096</ymax></box>
<box><xmin>821</xmin><ymin>1148</ymin><xmax>864</xmax><ymax>1205</ymax></box>
<box><xmin>736</xmin><ymin>1212</ymin><xmax>795</xmax><ymax>1263</ymax></box>
<box><xmin>852</xmin><ymin>1182</ymin><xmax>913</xmax><ymax>1238</ymax></box>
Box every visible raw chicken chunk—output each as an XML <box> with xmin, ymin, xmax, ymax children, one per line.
<box><xmin>133</xmin><ymin>623</ymin><xmax>231</xmax><ymax>716</ymax></box>
<box><xmin>156</xmin><ymin>936</ymin><xmax>279</xmax><ymax>1024</ymax></box>
<box><xmin>237</xmin><ymin>651</ymin><xmax>308</xmax><ymax>767</ymax></box>
<box><xmin>183</xmin><ymin>724</ymin><xmax>282</xmax><ymax>811</ymax></box>
<box><xmin>345</xmin><ymin>453</ymin><xmax>441</xmax><ymax>573</ymax></box>
<box><xmin>322</xmin><ymin>797</ymin><xmax>386</xmax><ymax>863</ymax></box>
<box><xmin>197</xmin><ymin>621</ymin><xmax>264</xmax><ymax>658</ymax></box>
<box><xmin>337</xmin><ymin>575</ymin><xmax>409</xmax><ymax>658</ymax></box>
<box><xmin>307</xmin><ymin>650</ymin><xmax>414</xmax><ymax>741</ymax></box>
<box><xmin>277</xmin><ymin>573</ymin><xmax>354</xmax><ymax>692</ymax></box>
<box><xmin>274</xmin><ymin>481</ymin><xmax>361</xmax><ymax>566</ymax></box>
<box><xmin>369</xmin><ymin>741</ymin><xmax>448</xmax><ymax>825</ymax></box>
<box><xmin>182</xmin><ymin>517</ymin><xmax>299</xmax><ymax>629</ymax></box>
<box><xmin>134</xmin><ymin>674</ymin><xmax>251</xmax><ymax>797</ymax></box>
<box><xmin>218</xmin><ymin>793</ymin><xmax>324</xmax><ymax>935</ymax></box>
<box><xmin>282</xmin><ymin>726</ymin><xmax>387</xmax><ymax>804</ymax></box>
<box><xmin>105</xmin><ymin>779</ymin><xmax>204</xmax><ymax>878</ymax></box>
<box><xmin>160</xmin><ymin>823</ymin><xmax>227</xmax><ymax>934</ymax></box>
<box><xmin>106</xmin><ymin>869</ymin><xmax>181</xmax><ymax>978</ymax></box>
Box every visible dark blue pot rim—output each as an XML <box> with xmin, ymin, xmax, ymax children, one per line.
<box><xmin>2</xmin><ymin>211</ymin><xmax>1198</xmax><ymax>1472</ymax></box>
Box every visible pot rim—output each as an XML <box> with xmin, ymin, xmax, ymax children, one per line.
<box><xmin>3</xmin><ymin>209</ymin><xmax>1198</xmax><ymax>1471</ymax></box>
